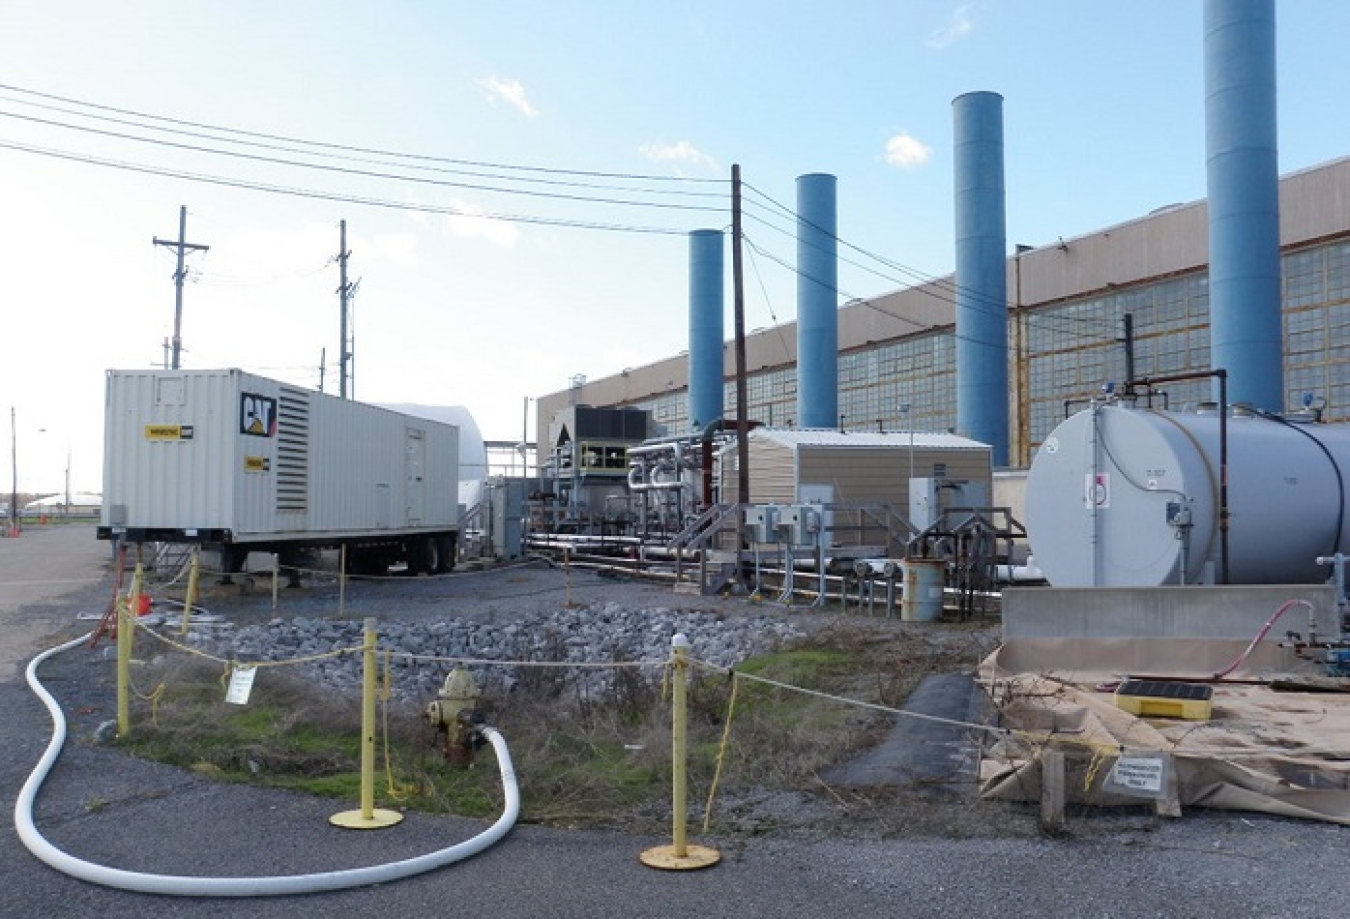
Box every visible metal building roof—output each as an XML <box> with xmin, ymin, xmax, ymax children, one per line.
<box><xmin>747</xmin><ymin>427</ymin><xmax>989</xmax><ymax>451</ymax></box>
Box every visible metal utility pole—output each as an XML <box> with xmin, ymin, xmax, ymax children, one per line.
<box><xmin>337</xmin><ymin>220</ymin><xmax>359</xmax><ymax>400</ymax></box>
<box><xmin>152</xmin><ymin>206</ymin><xmax>209</xmax><ymax>370</ymax></box>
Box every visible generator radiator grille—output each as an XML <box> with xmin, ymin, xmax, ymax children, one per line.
<box><xmin>276</xmin><ymin>388</ymin><xmax>310</xmax><ymax>513</ymax></box>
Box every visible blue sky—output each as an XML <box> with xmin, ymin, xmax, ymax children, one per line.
<box><xmin>1</xmin><ymin>1</ymin><xmax>1348</xmax><ymax>493</ymax></box>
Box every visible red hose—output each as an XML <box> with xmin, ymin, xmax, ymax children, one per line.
<box><xmin>1211</xmin><ymin>598</ymin><xmax>1313</xmax><ymax>680</ymax></box>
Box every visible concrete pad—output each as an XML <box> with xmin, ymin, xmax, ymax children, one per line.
<box><xmin>1002</xmin><ymin>585</ymin><xmax>1341</xmax><ymax>642</ymax></box>
<box><xmin>821</xmin><ymin>673</ymin><xmax>990</xmax><ymax>796</ymax></box>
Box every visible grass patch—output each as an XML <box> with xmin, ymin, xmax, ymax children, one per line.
<box><xmin>113</xmin><ymin>617</ymin><xmax>1000</xmax><ymax>836</ymax></box>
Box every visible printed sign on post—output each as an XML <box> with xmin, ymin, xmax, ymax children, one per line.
<box><xmin>1108</xmin><ymin>754</ymin><xmax>1167</xmax><ymax>798</ymax></box>
<box><xmin>226</xmin><ymin>665</ymin><xmax>257</xmax><ymax>705</ymax></box>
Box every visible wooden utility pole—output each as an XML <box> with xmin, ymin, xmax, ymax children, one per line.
<box><xmin>731</xmin><ymin>165</ymin><xmax>749</xmax><ymax>588</ymax></box>
<box><xmin>152</xmin><ymin>206</ymin><xmax>209</xmax><ymax>370</ymax></box>
<box><xmin>731</xmin><ymin>166</ymin><xmax>749</xmax><ymax>508</ymax></box>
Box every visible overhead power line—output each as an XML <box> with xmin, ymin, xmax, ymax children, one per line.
<box><xmin>0</xmin><ymin>139</ymin><xmax>696</xmax><ymax>236</ymax></box>
<box><xmin>0</xmin><ymin>82</ymin><xmax>725</xmax><ymax>186</ymax></box>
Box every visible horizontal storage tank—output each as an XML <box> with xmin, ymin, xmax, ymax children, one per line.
<box><xmin>1024</xmin><ymin>403</ymin><xmax>1350</xmax><ymax>587</ymax></box>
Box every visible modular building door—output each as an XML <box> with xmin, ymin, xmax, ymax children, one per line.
<box><xmin>405</xmin><ymin>427</ymin><xmax>426</xmax><ymax>526</ymax></box>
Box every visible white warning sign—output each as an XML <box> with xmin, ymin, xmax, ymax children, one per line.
<box><xmin>1084</xmin><ymin>472</ymin><xmax>1111</xmax><ymax>509</ymax></box>
<box><xmin>226</xmin><ymin>665</ymin><xmax>257</xmax><ymax>705</ymax></box>
<box><xmin>1108</xmin><ymin>754</ymin><xmax>1167</xmax><ymax>798</ymax></box>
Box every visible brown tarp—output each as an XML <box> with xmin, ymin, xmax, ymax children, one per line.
<box><xmin>979</xmin><ymin>638</ymin><xmax>1350</xmax><ymax>824</ymax></box>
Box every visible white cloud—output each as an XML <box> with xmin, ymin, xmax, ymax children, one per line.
<box><xmin>926</xmin><ymin>3</ymin><xmax>977</xmax><ymax>50</ymax></box>
<box><xmin>639</xmin><ymin>140</ymin><xmax>720</xmax><ymax>173</ymax></box>
<box><xmin>884</xmin><ymin>132</ymin><xmax>932</xmax><ymax>169</ymax></box>
<box><xmin>476</xmin><ymin>76</ymin><xmax>539</xmax><ymax>117</ymax></box>
<box><xmin>445</xmin><ymin>200</ymin><xmax>521</xmax><ymax>248</ymax></box>
<box><xmin>370</xmin><ymin>232</ymin><xmax>420</xmax><ymax>266</ymax></box>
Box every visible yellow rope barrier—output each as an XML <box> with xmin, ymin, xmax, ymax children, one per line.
<box><xmin>379</xmin><ymin>650</ymin><xmax>411</xmax><ymax>802</ymax></box>
<box><xmin>702</xmin><ymin>670</ymin><xmax>740</xmax><ymax>834</ymax></box>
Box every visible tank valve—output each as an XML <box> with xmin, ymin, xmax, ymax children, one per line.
<box><xmin>424</xmin><ymin>668</ymin><xmax>484</xmax><ymax>765</ymax></box>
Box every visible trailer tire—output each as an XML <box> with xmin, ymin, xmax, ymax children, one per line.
<box><xmin>436</xmin><ymin>535</ymin><xmax>456</xmax><ymax>573</ymax></box>
<box><xmin>414</xmin><ymin>536</ymin><xmax>440</xmax><ymax>576</ymax></box>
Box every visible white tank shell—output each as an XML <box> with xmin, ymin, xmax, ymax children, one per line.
<box><xmin>1025</xmin><ymin>404</ymin><xmax>1350</xmax><ymax>586</ymax></box>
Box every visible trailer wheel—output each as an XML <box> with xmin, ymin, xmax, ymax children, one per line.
<box><xmin>415</xmin><ymin>536</ymin><xmax>440</xmax><ymax>576</ymax></box>
<box><xmin>436</xmin><ymin>535</ymin><xmax>456</xmax><ymax>573</ymax></box>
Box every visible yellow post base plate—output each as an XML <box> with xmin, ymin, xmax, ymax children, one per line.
<box><xmin>330</xmin><ymin>808</ymin><xmax>405</xmax><ymax>830</ymax></box>
<box><xmin>639</xmin><ymin>843</ymin><xmax>721</xmax><ymax>870</ymax></box>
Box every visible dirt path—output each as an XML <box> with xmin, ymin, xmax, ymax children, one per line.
<box><xmin>0</xmin><ymin>524</ymin><xmax>110</xmax><ymax>680</ymax></box>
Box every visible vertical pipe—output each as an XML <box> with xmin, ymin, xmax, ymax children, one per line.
<box><xmin>1204</xmin><ymin>0</ymin><xmax>1282</xmax><ymax>412</ymax></box>
<box><xmin>796</xmin><ymin>174</ymin><xmax>838</xmax><ymax>430</ymax></box>
<box><xmin>952</xmin><ymin>92</ymin><xmax>1009</xmax><ymax>466</ymax></box>
<box><xmin>688</xmin><ymin>229</ymin><xmax>725</xmax><ymax>433</ymax></box>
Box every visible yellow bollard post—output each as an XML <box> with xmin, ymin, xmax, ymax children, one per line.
<box><xmin>271</xmin><ymin>553</ymin><xmax>280</xmax><ymax>617</ymax></box>
<box><xmin>640</xmin><ymin>633</ymin><xmax>720</xmax><ymax>870</ymax></box>
<box><xmin>338</xmin><ymin>545</ymin><xmax>347</xmax><ymax>620</ymax></box>
<box><xmin>180</xmin><ymin>546</ymin><xmax>200</xmax><ymax>636</ymax></box>
<box><xmin>331</xmin><ymin>617</ymin><xmax>403</xmax><ymax>829</ymax></box>
<box><xmin>117</xmin><ymin>563</ymin><xmax>145</xmax><ymax>737</ymax></box>
<box><xmin>563</xmin><ymin>545</ymin><xmax>574</xmax><ymax>608</ymax></box>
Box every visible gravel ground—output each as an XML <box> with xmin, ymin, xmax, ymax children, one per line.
<box><xmin>7</xmin><ymin>527</ymin><xmax>1350</xmax><ymax>917</ymax></box>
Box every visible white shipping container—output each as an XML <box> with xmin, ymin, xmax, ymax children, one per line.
<box><xmin>100</xmin><ymin>369</ymin><xmax>460</xmax><ymax>547</ymax></box>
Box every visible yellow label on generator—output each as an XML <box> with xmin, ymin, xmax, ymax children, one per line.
<box><xmin>145</xmin><ymin>424</ymin><xmax>194</xmax><ymax>441</ymax></box>
<box><xmin>244</xmin><ymin>456</ymin><xmax>270</xmax><ymax>472</ymax></box>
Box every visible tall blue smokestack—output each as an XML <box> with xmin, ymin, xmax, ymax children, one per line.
<box><xmin>687</xmin><ymin>229</ymin><xmax>725</xmax><ymax>431</ymax></box>
<box><xmin>796</xmin><ymin>173</ymin><xmax>838</xmax><ymax>429</ymax></box>
<box><xmin>1205</xmin><ymin>0</ymin><xmax>1282</xmax><ymax>412</ymax></box>
<box><xmin>952</xmin><ymin>91</ymin><xmax>1008</xmax><ymax>466</ymax></box>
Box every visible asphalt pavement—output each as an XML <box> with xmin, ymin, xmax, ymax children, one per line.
<box><xmin>5</xmin><ymin>525</ymin><xmax>1350</xmax><ymax>918</ymax></box>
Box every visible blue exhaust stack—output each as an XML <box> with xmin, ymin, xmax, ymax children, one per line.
<box><xmin>796</xmin><ymin>173</ymin><xmax>839</xmax><ymax>430</ymax></box>
<box><xmin>1205</xmin><ymin>0</ymin><xmax>1282</xmax><ymax>412</ymax></box>
<box><xmin>687</xmin><ymin>229</ymin><xmax>725</xmax><ymax>431</ymax></box>
<box><xmin>952</xmin><ymin>91</ymin><xmax>1009</xmax><ymax>466</ymax></box>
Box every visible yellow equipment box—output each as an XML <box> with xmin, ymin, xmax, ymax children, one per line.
<box><xmin>1114</xmin><ymin>679</ymin><xmax>1214</xmax><ymax>721</ymax></box>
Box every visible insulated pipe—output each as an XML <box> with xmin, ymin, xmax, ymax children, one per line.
<box><xmin>796</xmin><ymin>174</ymin><xmax>838</xmax><ymax>430</ymax></box>
<box><xmin>688</xmin><ymin>229</ymin><xmax>725</xmax><ymax>432</ymax></box>
<box><xmin>16</xmin><ymin>633</ymin><xmax>520</xmax><ymax>897</ymax></box>
<box><xmin>1204</xmin><ymin>0</ymin><xmax>1282</xmax><ymax>413</ymax></box>
<box><xmin>952</xmin><ymin>91</ymin><xmax>1009</xmax><ymax>466</ymax></box>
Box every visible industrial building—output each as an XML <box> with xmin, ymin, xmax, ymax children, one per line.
<box><xmin>537</xmin><ymin>153</ymin><xmax>1350</xmax><ymax>473</ymax></box>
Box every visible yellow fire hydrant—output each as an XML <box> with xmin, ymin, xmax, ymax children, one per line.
<box><xmin>424</xmin><ymin>668</ymin><xmax>483</xmax><ymax>765</ymax></box>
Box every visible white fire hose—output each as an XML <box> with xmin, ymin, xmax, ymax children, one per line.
<box><xmin>14</xmin><ymin>632</ymin><xmax>519</xmax><ymax>897</ymax></box>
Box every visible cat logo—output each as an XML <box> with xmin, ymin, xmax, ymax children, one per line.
<box><xmin>240</xmin><ymin>393</ymin><xmax>278</xmax><ymax>438</ymax></box>
<box><xmin>244</xmin><ymin>456</ymin><xmax>271</xmax><ymax>472</ymax></box>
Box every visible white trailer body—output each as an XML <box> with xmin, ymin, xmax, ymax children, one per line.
<box><xmin>99</xmin><ymin>369</ymin><xmax>461</xmax><ymax>573</ymax></box>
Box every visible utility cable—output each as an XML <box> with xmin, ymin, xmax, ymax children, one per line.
<box><xmin>0</xmin><ymin>108</ymin><xmax>726</xmax><ymax>214</ymax></box>
<box><xmin>0</xmin><ymin>139</ymin><xmax>692</xmax><ymax>236</ymax></box>
<box><xmin>0</xmin><ymin>81</ymin><xmax>724</xmax><ymax>185</ymax></box>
